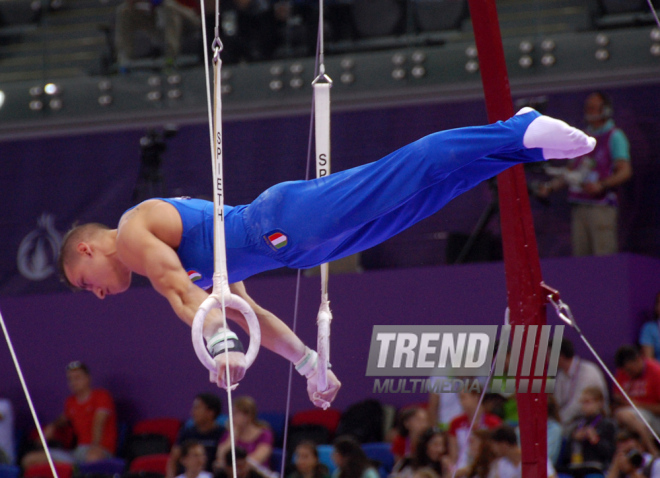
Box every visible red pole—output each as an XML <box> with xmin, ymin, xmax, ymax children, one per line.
<box><xmin>466</xmin><ymin>1</ymin><xmax>548</xmax><ymax>477</ymax></box>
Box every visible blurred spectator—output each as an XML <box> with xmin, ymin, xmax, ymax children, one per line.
<box><xmin>561</xmin><ymin>386</ymin><xmax>616</xmax><ymax>477</ymax></box>
<box><xmin>114</xmin><ymin>0</ymin><xmax>201</xmax><ymax>69</ymax></box>
<box><xmin>21</xmin><ymin>361</ymin><xmax>117</xmax><ymax>467</ymax></box>
<box><xmin>537</xmin><ymin>91</ymin><xmax>632</xmax><ymax>256</ymax></box>
<box><xmin>639</xmin><ymin>292</ymin><xmax>660</xmax><ymax>361</ymax></box>
<box><xmin>547</xmin><ymin>396</ymin><xmax>562</xmax><ymax>467</ymax></box>
<box><xmin>456</xmin><ymin>429</ymin><xmax>495</xmax><ymax>478</ymax></box>
<box><xmin>392</xmin><ymin>428</ymin><xmax>451</xmax><ymax>478</ymax></box>
<box><xmin>214</xmin><ymin>396</ymin><xmax>272</xmax><ymax>470</ymax></box>
<box><xmin>554</xmin><ymin>338</ymin><xmax>609</xmax><ymax>429</ymax></box>
<box><xmin>0</xmin><ymin>398</ymin><xmax>14</xmax><ymax>464</ymax></box>
<box><xmin>613</xmin><ymin>345</ymin><xmax>660</xmax><ymax>455</ymax></box>
<box><xmin>448</xmin><ymin>391</ymin><xmax>501</xmax><ymax>470</ymax></box>
<box><xmin>331</xmin><ymin>436</ymin><xmax>379</xmax><ymax>478</ymax></box>
<box><xmin>391</xmin><ymin>407</ymin><xmax>430</xmax><ymax>464</ymax></box>
<box><xmin>167</xmin><ymin>393</ymin><xmax>224</xmax><ymax>478</ymax></box>
<box><xmin>287</xmin><ymin>441</ymin><xmax>330</xmax><ymax>478</ymax></box>
<box><xmin>176</xmin><ymin>439</ymin><xmax>213</xmax><ymax>478</ymax></box>
<box><xmin>605</xmin><ymin>429</ymin><xmax>660</xmax><ymax>478</ymax></box>
<box><xmin>489</xmin><ymin>425</ymin><xmax>557</xmax><ymax>478</ymax></box>
<box><xmin>218</xmin><ymin>0</ymin><xmax>277</xmax><ymax>64</ymax></box>
<box><xmin>428</xmin><ymin>377</ymin><xmax>463</xmax><ymax>431</ymax></box>
<box><xmin>411</xmin><ymin>468</ymin><xmax>441</xmax><ymax>478</ymax></box>
<box><xmin>215</xmin><ymin>447</ymin><xmax>265</xmax><ymax>478</ymax></box>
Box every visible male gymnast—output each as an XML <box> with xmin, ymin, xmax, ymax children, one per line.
<box><xmin>58</xmin><ymin>108</ymin><xmax>596</xmax><ymax>408</ymax></box>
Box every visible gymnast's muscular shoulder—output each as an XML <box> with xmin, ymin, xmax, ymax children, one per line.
<box><xmin>114</xmin><ymin>199</ymin><xmax>185</xmax><ymax>277</ymax></box>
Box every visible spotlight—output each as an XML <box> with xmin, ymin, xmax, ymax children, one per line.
<box><xmin>167</xmin><ymin>89</ymin><xmax>182</xmax><ymax>99</ymax></box>
<box><xmin>0</xmin><ymin>91</ymin><xmax>4</xmax><ymax>110</ymax></box>
<box><xmin>465</xmin><ymin>45</ymin><xmax>478</xmax><ymax>58</ymax></box>
<box><xmin>541</xmin><ymin>54</ymin><xmax>555</xmax><ymax>66</ymax></box>
<box><xmin>391</xmin><ymin>68</ymin><xmax>406</xmax><ymax>80</ymax></box>
<box><xmin>98</xmin><ymin>80</ymin><xmax>112</xmax><ymax>91</ymax></box>
<box><xmin>340</xmin><ymin>58</ymin><xmax>355</xmax><ymax>69</ymax></box>
<box><xmin>269</xmin><ymin>79</ymin><xmax>283</xmax><ymax>91</ymax></box>
<box><xmin>270</xmin><ymin>65</ymin><xmax>284</xmax><ymax>76</ymax></box>
<box><xmin>49</xmin><ymin>98</ymin><xmax>63</xmax><ymax>110</ymax></box>
<box><xmin>518</xmin><ymin>55</ymin><xmax>533</xmax><ymax>68</ymax></box>
<box><xmin>411</xmin><ymin>51</ymin><xmax>426</xmax><ymax>63</ymax></box>
<box><xmin>289</xmin><ymin>77</ymin><xmax>304</xmax><ymax>89</ymax></box>
<box><xmin>595</xmin><ymin>48</ymin><xmax>609</xmax><ymax>61</ymax></box>
<box><xmin>541</xmin><ymin>39</ymin><xmax>555</xmax><ymax>52</ymax></box>
<box><xmin>411</xmin><ymin>65</ymin><xmax>426</xmax><ymax>79</ymax></box>
<box><xmin>465</xmin><ymin>60</ymin><xmax>479</xmax><ymax>73</ymax></box>
<box><xmin>290</xmin><ymin>63</ymin><xmax>304</xmax><ymax>75</ymax></box>
<box><xmin>44</xmin><ymin>83</ymin><xmax>60</xmax><ymax>95</ymax></box>
<box><xmin>29</xmin><ymin>100</ymin><xmax>43</xmax><ymax>111</ymax></box>
<box><xmin>340</xmin><ymin>72</ymin><xmax>354</xmax><ymax>84</ymax></box>
<box><xmin>595</xmin><ymin>33</ymin><xmax>609</xmax><ymax>47</ymax></box>
<box><xmin>147</xmin><ymin>91</ymin><xmax>162</xmax><ymax>101</ymax></box>
<box><xmin>147</xmin><ymin>76</ymin><xmax>161</xmax><ymax>87</ymax></box>
<box><xmin>391</xmin><ymin>53</ymin><xmax>406</xmax><ymax>66</ymax></box>
<box><xmin>519</xmin><ymin>40</ymin><xmax>533</xmax><ymax>53</ymax></box>
<box><xmin>98</xmin><ymin>95</ymin><xmax>113</xmax><ymax>106</ymax></box>
<box><xmin>167</xmin><ymin>74</ymin><xmax>182</xmax><ymax>85</ymax></box>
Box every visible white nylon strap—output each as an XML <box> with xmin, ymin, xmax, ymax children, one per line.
<box><xmin>312</xmin><ymin>80</ymin><xmax>332</xmax><ymax>398</ymax></box>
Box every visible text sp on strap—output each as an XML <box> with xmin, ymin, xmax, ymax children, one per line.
<box><xmin>191</xmin><ymin>32</ymin><xmax>260</xmax><ymax>385</ymax></box>
<box><xmin>312</xmin><ymin>67</ymin><xmax>333</xmax><ymax>404</ymax></box>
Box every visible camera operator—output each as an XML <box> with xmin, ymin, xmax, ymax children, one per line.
<box><xmin>606</xmin><ymin>430</ymin><xmax>660</xmax><ymax>478</ymax></box>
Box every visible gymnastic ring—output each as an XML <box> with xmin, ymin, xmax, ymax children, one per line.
<box><xmin>191</xmin><ymin>293</ymin><xmax>261</xmax><ymax>375</ymax></box>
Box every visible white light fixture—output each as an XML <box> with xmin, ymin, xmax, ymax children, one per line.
<box><xmin>340</xmin><ymin>58</ymin><xmax>355</xmax><ymax>69</ymax></box>
<box><xmin>270</xmin><ymin>65</ymin><xmax>284</xmax><ymax>76</ymax></box>
<box><xmin>147</xmin><ymin>76</ymin><xmax>161</xmax><ymax>87</ymax></box>
<box><xmin>541</xmin><ymin>39</ymin><xmax>555</xmax><ymax>52</ymax></box>
<box><xmin>167</xmin><ymin>74</ymin><xmax>182</xmax><ymax>85</ymax></box>
<box><xmin>269</xmin><ymin>79</ymin><xmax>283</xmax><ymax>91</ymax></box>
<box><xmin>391</xmin><ymin>53</ymin><xmax>406</xmax><ymax>66</ymax></box>
<box><xmin>595</xmin><ymin>48</ymin><xmax>609</xmax><ymax>61</ymax></box>
<box><xmin>391</xmin><ymin>68</ymin><xmax>406</xmax><ymax>80</ymax></box>
<box><xmin>651</xmin><ymin>44</ymin><xmax>660</xmax><ymax>56</ymax></box>
<box><xmin>0</xmin><ymin>90</ymin><xmax>5</xmax><ymax>110</ymax></box>
<box><xmin>221</xmin><ymin>84</ymin><xmax>232</xmax><ymax>95</ymax></box>
<box><xmin>465</xmin><ymin>60</ymin><xmax>479</xmax><ymax>73</ymax></box>
<box><xmin>519</xmin><ymin>55</ymin><xmax>533</xmax><ymax>68</ymax></box>
<box><xmin>29</xmin><ymin>86</ymin><xmax>43</xmax><ymax>97</ymax></box>
<box><xmin>146</xmin><ymin>91</ymin><xmax>161</xmax><ymax>101</ymax></box>
<box><xmin>98</xmin><ymin>95</ymin><xmax>113</xmax><ymax>106</ymax></box>
<box><xmin>541</xmin><ymin>54</ymin><xmax>555</xmax><ymax>66</ymax></box>
<box><xmin>167</xmin><ymin>89</ymin><xmax>182</xmax><ymax>99</ymax></box>
<box><xmin>595</xmin><ymin>33</ymin><xmax>609</xmax><ymax>47</ymax></box>
<box><xmin>411</xmin><ymin>51</ymin><xmax>426</xmax><ymax>63</ymax></box>
<box><xmin>340</xmin><ymin>72</ymin><xmax>354</xmax><ymax>84</ymax></box>
<box><xmin>465</xmin><ymin>45</ymin><xmax>478</xmax><ymax>58</ymax></box>
<box><xmin>290</xmin><ymin>63</ymin><xmax>304</xmax><ymax>75</ymax></box>
<box><xmin>651</xmin><ymin>28</ymin><xmax>660</xmax><ymax>42</ymax></box>
<box><xmin>44</xmin><ymin>83</ymin><xmax>60</xmax><ymax>95</ymax></box>
<box><xmin>290</xmin><ymin>77</ymin><xmax>304</xmax><ymax>89</ymax></box>
<box><xmin>49</xmin><ymin>98</ymin><xmax>63</xmax><ymax>110</ymax></box>
<box><xmin>29</xmin><ymin>100</ymin><xmax>43</xmax><ymax>111</ymax></box>
<box><xmin>411</xmin><ymin>65</ymin><xmax>425</xmax><ymax>78</ymax></box>
<box><xmin>519</xmin><ymin>40</ymin><xmax>533</xmax><ymax>53</ymax></box>
<box><xmin>98</xmin><ymin>80</ymin><xmax>112</xmax><ymax>91</ymax></box>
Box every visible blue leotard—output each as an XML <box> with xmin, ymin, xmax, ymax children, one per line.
<box><xmin>145</xmin><ymin>111</ymin><xmax>544</xmax><ymax>286</ymax></box>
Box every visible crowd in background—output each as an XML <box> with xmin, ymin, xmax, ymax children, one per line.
<box><xmin>1</xmin><ymin>290</ymin><xmax>660</xmax><ymax>478</ymax></box>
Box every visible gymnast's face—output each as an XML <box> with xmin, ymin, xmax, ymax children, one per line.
<box><xmin>65</xmin><ymin>242</ymin><xmax>131</xmax><ymax>299</ymax></box>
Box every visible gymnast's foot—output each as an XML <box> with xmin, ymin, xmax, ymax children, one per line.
<box><xmin>516</xmin><ymin>107</ymin><xmax>596</xmax><ymax>160</ymax></box>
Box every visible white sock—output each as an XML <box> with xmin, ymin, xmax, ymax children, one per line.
<box><xmin>517</xmin><ymin>108</ymin><xmax>597</xmax><ymax>160</ymax></box>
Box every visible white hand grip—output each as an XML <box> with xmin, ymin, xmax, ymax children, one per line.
<box><xmin>316</xmin><ymin>303</ymin><xmax>332</xmax><ymax>393</ymax></box>
<box><xmin>192</xmin><ymin>293</ymin><xmax>261</xmax><ymax>375</ymax></box>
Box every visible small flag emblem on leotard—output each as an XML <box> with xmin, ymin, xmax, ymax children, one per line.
<box><xmin>267</xmin><ymin>232</ymin><xmax>288</xmax><ymax>249</ymax></box>
<box><xmin>188</xmin><ymin>270</ymin><xmax>202</xmax><ymax>282</ymax></box>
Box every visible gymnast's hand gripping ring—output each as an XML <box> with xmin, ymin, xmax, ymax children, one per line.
<box><xmin>191</xmin><ymin>290</ymin><xmax>261</xmax><ymax>378</ymax></box>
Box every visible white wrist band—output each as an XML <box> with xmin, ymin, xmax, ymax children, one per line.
<box><xmin>294</xmin><ymin>347</ymin><xmax>318</xmax><ymax>379</ymax></box>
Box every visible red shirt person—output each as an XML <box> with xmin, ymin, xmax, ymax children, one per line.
<box><xmin>21</xmin><ymin>361</ymin><xmax>117</xmax><ymax>468</ymax></box>
<box><xmin>613</xmin><ymin>345</ymin><xmax>660</xmax><ymax>455</ymax></box>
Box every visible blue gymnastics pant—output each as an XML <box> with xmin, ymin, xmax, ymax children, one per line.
<box><xmin>237</xmin><ymin>110</ymin><xmax>544</xmax><ymax>276</ymax></box>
